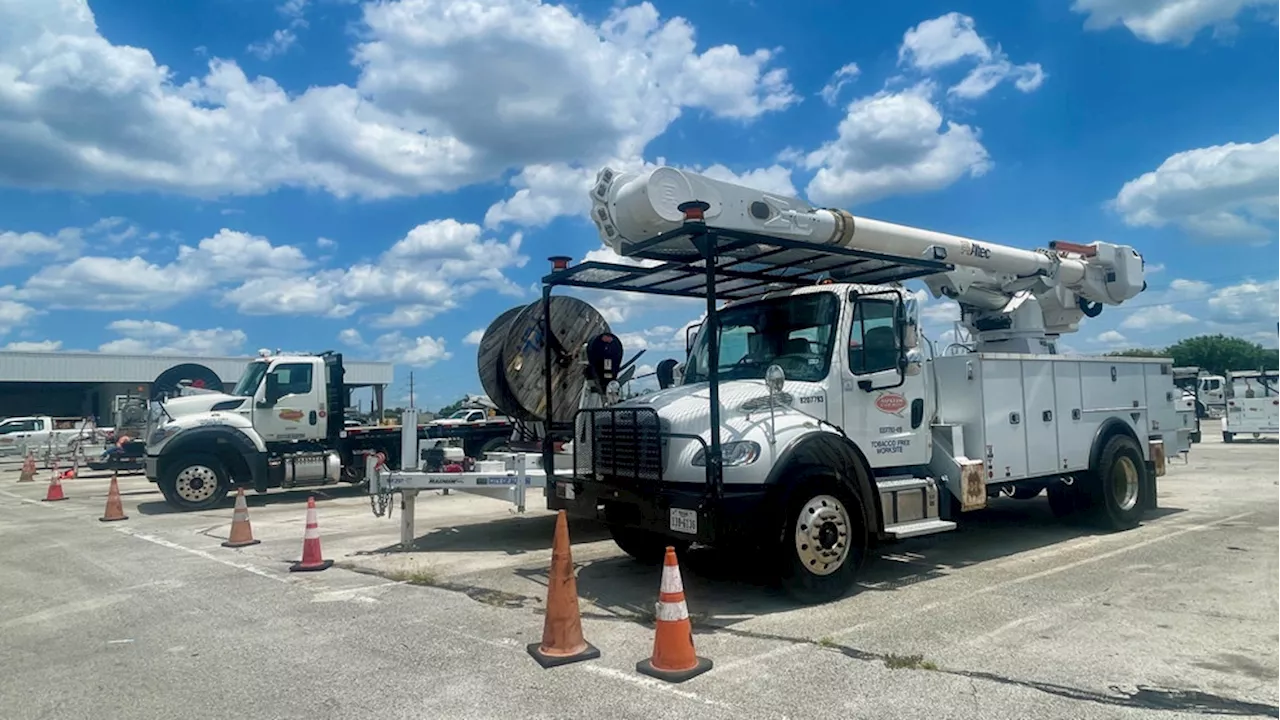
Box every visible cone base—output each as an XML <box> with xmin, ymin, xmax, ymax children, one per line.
<box><xmin>43</xmin><ymin>496</ymin><xmax>67</xmax><ymax>502</ymax></box>
<box><xmin>526</xmin><ymin>641</ymin><xmax>600</xmax><ymax>669</ymax></box>
<box><xmin>289</xmin><ymin>559</ymin><xmax>333</xmax><ymax>572</ymax></box>
<box><xmin>99</xmin><ymin>515</ymin><xmax>128</xmax><ymax>522</ymax></box>
<box><xmin>222</xmin><ymin>538</ymin><xmax>261</xmax><ymax>547</ymax></box>
<box><xmin>636</xmin><ymin>656</ymin><xmax>713</xmax><ymax>684</ymax></box>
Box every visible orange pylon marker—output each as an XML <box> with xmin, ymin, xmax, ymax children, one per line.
<box><xmin>222</xmin><ymin>488</ymin><xmax>261</xmax><ymax>547</ymax></box>
<box><xmin>18</xmin><ymin>453</ymin><xmax>36</xmax><ymax>482</ymax></box>
<box><xmin>289</xmin><ymin>497</ymin><xmax>333</xmax><ymax>572</ymax></box>
<box><xmin>43</xmin><ymin>471</ymin><xmax>67</xmax><ymax>502</ymax></box>
<box><xmin>527</xmin><ymin>510</ymin><xmax>600</xmax><ymax>668</ymax></box>
<box><xmin>99</xmin><ymin>472</ymin><xmax>128</xmax><ymax>522</ymax></box>
<box><xmin>635</xmin><ymin>546</ymin><xmax>712</xmax><ymax>683</ymax></box>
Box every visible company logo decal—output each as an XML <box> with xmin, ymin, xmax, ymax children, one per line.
<box><xmin>875</xmin><ymin>392</ymin><xmax>907</xmax><ymax>416</ymax></box>
<box><xmin>278</xmin><ymin>409</ymin><xmax>305</xmax><ymax>422</ymax></box>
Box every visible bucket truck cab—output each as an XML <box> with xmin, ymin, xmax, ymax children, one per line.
<box><xmin>144</xmin><ymin>351</ymin><xmax>413</xmax><ymax>510</ymax></box>
<box><xmin>1220</xmin><ymin>370</ymin><xmax>1279</xmax><ymax>442</ymax></box>
<box><xmin>536</xmin><ymin>164</ymin><xmax>1181</xmax><ymax>604</ymax></box>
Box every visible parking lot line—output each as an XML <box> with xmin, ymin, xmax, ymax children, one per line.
<box><xmin>111</xmin><ymin>525</ymin><xmax>291</xmax><ymax>584</ymax></box>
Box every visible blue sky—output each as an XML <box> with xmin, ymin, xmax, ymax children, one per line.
<box><xmin>0</xmin><ymin>0</ymin><xmax>1276</xmax><ymax>411</ymax></box>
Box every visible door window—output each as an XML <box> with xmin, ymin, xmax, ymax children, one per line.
<box><xmin>848</xmin><ymin>298</ymin><xmax>900</xmax><ymax>375</ymax></box>
<box><xmin>270</xmin><ymin>364</ymin><xmax>314</xmax><ymax>397</ymax></box>
<box><xmin>0</xmin><ymin>419</ymin><xmax>38</xmax><ymax>435</ymax></box>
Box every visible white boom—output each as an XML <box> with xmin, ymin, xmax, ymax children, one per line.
<box><xmin>588</xmin><ymin>166</ymin><xmax>1148</xmax><ymax>353</ymax></box>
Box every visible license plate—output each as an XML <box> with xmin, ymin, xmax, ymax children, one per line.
<box><xmin>669</xmin><ymin>508</ymin><xmax>698</xmax><ymax>535</ymax></box>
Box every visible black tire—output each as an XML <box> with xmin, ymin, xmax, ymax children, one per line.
<box><xmin>477</xmin><ymin>435</ymin><xmax>511</xmax><ymax>458</ymax></box>
<box><xmin>1190</xmin><ymin>430</ymin><xmax>1201</xmax><ymax>444</ymax></box>
<box><xmin>1082</xmin><ymin>435</ymin><xmax>1146</xmax><ymax>531</ymax></box>
<box><xmin>1223</xmin><ymin>432</ymin><xmax>1234</xmax><ymax>443</ymax></box>
<box><xmin>1046</xmin><ymin>480</ymin><xmax>1082</xmax><ymax>518</ymax></box>
<box><xmin>610</xmin><ymin>525</ymin><xmax>689</xmax><ymax>565</ymax></box>
<box><xmin>777</xmin><ymin>475</ymin><xmax>867</xmax><ymax>604</ymax></box>
<box><xmin>159</xmin><ymin>452</ymin><xmax>230</xmax><ymax>511</ymax></box>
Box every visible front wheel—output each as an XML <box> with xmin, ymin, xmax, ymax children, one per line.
<box><xmin>778</xmin><ymin>479</ymin><xmax>867</xmax><ymax>604</ymax></box>
<box><xmin>159</xmin><ymin>452</ymin><xmax>230</xmax><ymax>511</ymax></box>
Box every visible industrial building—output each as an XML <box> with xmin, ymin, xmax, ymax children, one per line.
<box><xmin>0</xmin><ymin>350</ymin><xmax>394</xmax><ymax>425</ymax></box>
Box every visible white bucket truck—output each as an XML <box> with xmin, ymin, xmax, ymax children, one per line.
<box><xmin>1221</xmin><ymin>370</ymin><xmax>1278</xmax><ymax>442</ymax></box>
<box><xmin>371</xmin><ymin>165</ymin><xmax>1188</xmax><ymax>604</ymax></box>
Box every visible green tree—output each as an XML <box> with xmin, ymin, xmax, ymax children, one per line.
<box><xmin>1165</xmin><ymin>335</ymin><xmax>1279</xmax><ymax>376</ymax></box>
<box><xmin>1105</xmin><ymin>348</ymin><xmax>1165</xmax><ymax>358</ymax></box>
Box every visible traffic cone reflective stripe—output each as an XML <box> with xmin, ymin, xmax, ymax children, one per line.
<box><xmin>222</xmin><ymin>488</ymin><xmax>260</xmax><ymax>547</ymax></box>
<box><xmin>99</xmin><ymin>472</ymin><xmax>128</xmax><ymax>522</ymax></box>
<box><xmin>289</xmin><ymin>497</ymin><xmax>332</xmax><ymax>572</ymax></box>
<box><xmin>527</xmin><ymin>510</ymin><xmax>600</xmax><ymax>668</ymax></box>
<box><xmin>636</xmin><ymin>546</ymin><xmax>712</xmax><ymax>683</ymax></box>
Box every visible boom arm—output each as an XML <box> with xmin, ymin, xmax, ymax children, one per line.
<box><xmin>588</xmin><ymin>166</ymin><xmax>1148</xmax><ymax>352</ymax></box>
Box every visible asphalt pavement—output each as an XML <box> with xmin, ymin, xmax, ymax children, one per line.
<box><xmin>1</xmin><ymin>434</ymin><xmax>1276</xmax><ymax>719</ymax></box>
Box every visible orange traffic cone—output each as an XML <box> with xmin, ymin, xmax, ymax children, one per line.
<box><xmin>18</xmin><ymin>453</ymin><xmax>36</xmax><ymax>482</ymax></box>
<box><xmin>289</xmin><ymin>497</ymin><xmax>332</xmax><ymax>572</ymax></box>
<box><xmin>527</xmin><ymin>510</ymin><xmax>600</xmax><ymax>668</ymax></box>
<box><xmin>222</xmin><ymin>488</ymin><xmax>261</xmax><ymax>548</ymax></box>
<box><xmin>99</xmin><ymin>472</ymin><xmax>128</xmax><ymax>522</ymax></box>
<box><xmin>635</xmin><ymin>546</ymin><xmax>712</xmax><ymax>683</ymax></box>
<box><xmin>43</xmin><ymin>471</ymin><xmax>67</xmax><ymax>502</ymax></box>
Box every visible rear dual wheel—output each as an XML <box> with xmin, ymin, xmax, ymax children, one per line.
<box><xmin>1051</xmin><ymin>435</ymin><xmax>1146</xmax><ymax>530</ymax></box>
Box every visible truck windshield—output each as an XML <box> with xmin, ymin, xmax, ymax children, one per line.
<box><xmin>231</xmin><ymin>361</ymin><xmax>269</xmax><ymax>397</ymax></box>
<box><xmin>684</xmin><ymin>291</ymin><xmax>838</xmax><ymax>384</ymax></box>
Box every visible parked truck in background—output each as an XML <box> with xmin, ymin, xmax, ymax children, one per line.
<box><xmin>1221</xmin><ymin>369</ymin><xmax>1278</xmax><ymax>442</ymax></box>
<box><xmin>145</xmin><ymin>351</ymin><xmax>423</xmax><ymax>510</ymax></box>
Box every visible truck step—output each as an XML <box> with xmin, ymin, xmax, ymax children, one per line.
<box><xmin>884</xmin><ymin>518</ymin><xmax>957</xmax><ymax>539</ymax></box>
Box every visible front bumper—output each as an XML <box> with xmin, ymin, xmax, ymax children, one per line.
<box><xmin>546</xmin><ymin>475</ymin><xmax>782</xmax><ymax>547</ymax></box>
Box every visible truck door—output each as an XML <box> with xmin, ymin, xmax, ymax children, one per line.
<box><xmin>253</xmin><ymin>360</ymin><xmax>326</xmax><ymax>442</ymax></box>
<box><xmin>840</xmin><ymin>290</ymin><xmax>929</xmax><ymax>469</ymax></box>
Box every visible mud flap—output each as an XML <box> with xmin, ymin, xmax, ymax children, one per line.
<box><xmin>1142</xmin><ymin>460</ymin><xmax>1159</xmax><ymax>511</ymax></box>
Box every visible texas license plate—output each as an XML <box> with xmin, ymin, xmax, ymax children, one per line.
<box><xmin>669</xmin><ymin>508</ymin><xmax>698</xmax><ymax>535</ymax></box>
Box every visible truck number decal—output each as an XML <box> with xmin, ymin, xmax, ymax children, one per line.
<box><xmin>799</xmin><ymin>395</ymin><xmax>824</xmax><ymax>404</ymax></box>
<box><xmin>878</xmin><ymin>425</ymin><xmax>902</xmax><ymax>434</ymax></box>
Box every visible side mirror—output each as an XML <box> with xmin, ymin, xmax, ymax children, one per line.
<box><xmin>262</xmin><ymin>373</ymin><xmax>281</xmax><ymax>407</ymax></box>
<box><xmin>903</xmin><ymin>348</ymin><xmax>924</xmax><ymax>376</ymax></box>
<box><xmin>765</xmin><ymin>364</ymin><xmax>786</xmax><ymax>394</ymax></box>
<box><xmin>902</xmin><ymin>295</ymin><xmax>920</xmax><ymax>350</ymax></box>
<box><xmin>685</xmin><ymin>322</ymin><xmax>703</xmax><ymax>354</ymax></box>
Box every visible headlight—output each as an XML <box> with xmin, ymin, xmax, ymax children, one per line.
<box><xmin>691</xmin><ymin>441</ymin><xmax>761</xmax><ymax>467</ymax></box>
<box><xmin>149</xmin><ymin>424</ymin><xmax>180</xmax><ymax>445</ymax></box>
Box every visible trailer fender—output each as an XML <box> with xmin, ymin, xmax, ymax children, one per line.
<box><xmin>1087</xmin><ymin>417</ymin><xmax>1156</xmax><ymax>511</ymax></box>
<box><xmin>763</xmin><ymin>431</ymin><xmax>882</xmax><ymax>540</ymax></box>
<box><xmin>160</xmin><ymin>426</ymin><xmax>269</xmax><ymax>492</ymax></box>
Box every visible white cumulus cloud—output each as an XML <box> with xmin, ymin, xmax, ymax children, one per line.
<box><xmin>1071</xmin><ymin>0</ymin><xmax>1273</xmax><ymax>44</ymax></box>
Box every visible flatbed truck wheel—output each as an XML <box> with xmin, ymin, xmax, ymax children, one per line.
<box><xmin>778</xmin><ymin>475</ymin><xmax>867</xmax><ymax>604</ymax></box>
<box><xmin>609</xmin><ymin>525</ymin><xmax>688</xmax><ymax>565</ymax></box>
<box><xmin>1083</xmin><ymin>435</ymin><xmax>1146</xmax><ymax>531</ymax></box>
<box><xmin>159</xmin><ymin>452</ymin><xmax>230</xmax><ymax>511</ymax></box>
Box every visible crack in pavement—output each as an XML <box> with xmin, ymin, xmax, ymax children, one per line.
<box><xmin>819</xmin><ymin>643</ymin><xmax>1279</xmax><ymax>718</ymax></box>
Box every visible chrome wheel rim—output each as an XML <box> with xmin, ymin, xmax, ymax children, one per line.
<box><xmin>175</xmin><ymin>465</ymin><xmax>219</xmax><ymax>503</ymax></box>
<box><xmin>1111</xmin><ymin>456</ymin><xmax>1139</xmax><ymax>511</ymax></box>
<box><xmin>794</xmin><ymin>494</ymin><xmax>851</xmax><ymax>576</ymax></box>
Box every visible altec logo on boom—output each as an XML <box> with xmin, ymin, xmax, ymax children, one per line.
<box><xmin>875</xmin><ymin>393</ymin><xmax>907</xmax><ymax>415</ymax></box>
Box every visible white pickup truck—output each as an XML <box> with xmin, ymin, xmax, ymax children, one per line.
<box><xmin>0</xmin><ymin>415</ymin><xmax>110</xmax><ymax>461</ymax></box>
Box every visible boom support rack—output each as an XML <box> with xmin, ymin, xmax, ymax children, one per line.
<box><xmin>538</xmin><ymin>210</ymin><xmax>953</xmax><ymax>512</ymax></box>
